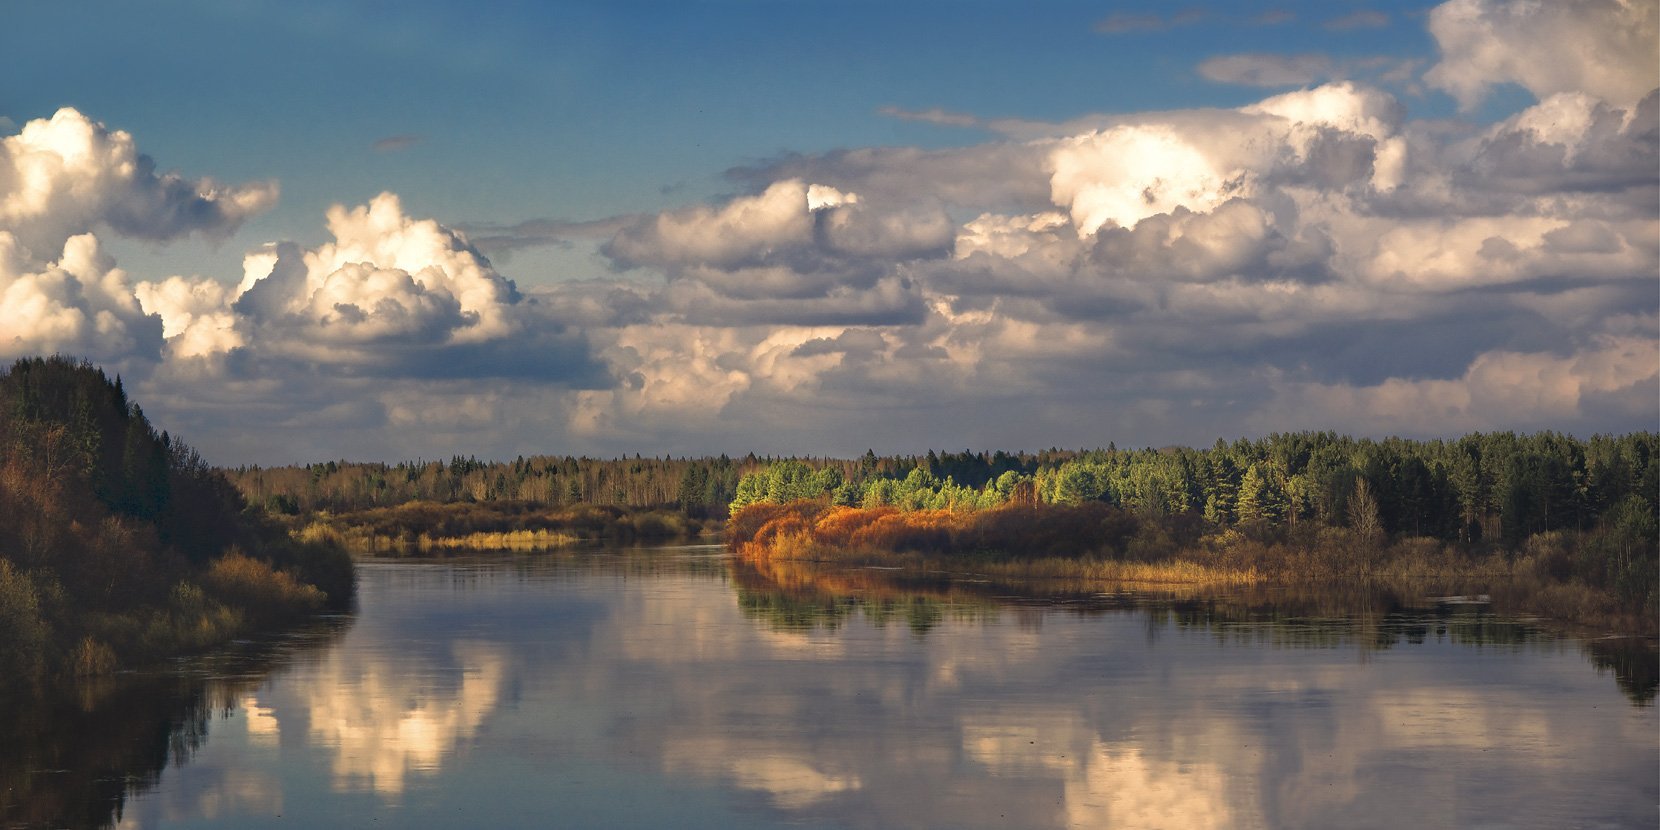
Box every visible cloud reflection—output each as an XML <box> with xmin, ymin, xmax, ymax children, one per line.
<box><xmin>105</xmin><ymin>557</ymin><xmax>1656</xmax><ymax>828</ymax></box>
<box><xmin>290</xmin><ymin>641</ymin><xmax>507</xmax><ymax>796</ymax></box>
<box><xmin>573</xmin><ymin>562</ymin><xmax>1656</xmax><ymax>829</ymax></box>
<box><xmin>1065</xmin><ymin>743</ymin><xmax>1241</xmax><ymax>830</ymax></box>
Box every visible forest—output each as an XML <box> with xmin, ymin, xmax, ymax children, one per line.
<box><xmin>0</xmin><ymin>357</ymin><xmax>354</xmax><ymax>687</ymax></box>
<box><xmin>224</xmin><ymin>448</ymin><xmax>1067</xmax><ymax>518</ymax></box>
<box><xmin>22</xmin><ymin>352</ymin><xmax>1651</xmax><ymax>635</ymax></box>
<box><xmin>724</xmin><ymin>433</ymin><xmax>1659</xmax><ymax>628</ymax></box>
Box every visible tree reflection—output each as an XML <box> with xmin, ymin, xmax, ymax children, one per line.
<box><xmin>1585</xmin><ymin>637</ymin><xmax>1659</xmax><ymax>705</ymax></box>
<box><xmin>0</xmin><ymin>615</ymin><xmax>351</xmax><ymax>829</ymax></box>
<box><xmin>731</xmin><ymin>556</ymin><xmax>999</xmax><ymax>635</ymax></box>
<box><xmin>729</xmin><ymin>558</ymin><xmax>1659</xmax><ymax>706</ymax></box>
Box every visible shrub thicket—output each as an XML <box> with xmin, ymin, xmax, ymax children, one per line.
<box><xmin>0</xmin><ymin>357</ymin><xmax>354</xmax><ymax>687</ymax></box>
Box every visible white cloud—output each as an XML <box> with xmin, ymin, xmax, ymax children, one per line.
<box><xmin>606</xmin><ymin>180</ymin><xmax>818</xmax><ymax>271</ymax></box>
<box><xmin>1426</xmin><ymin>0</ymin><xmax>1660</xmax><ymax>110</ymax></box>
<box><xmin>229</xmin><ymin>193</ymin><xmax>525</xmax><ymax>361</ymax></box>
<box><xmin>134</xmin><ymin>275</ymin><xmax>245</xmax><ymax>359</ymax></box>
<box><xmin>8</xmin><ymin>0</ymin><xmax>1658</xmax><ymax>464</ymax></box>
<box><xmin>1049</xmin><ymin>123</ymin><xmax>1242</xmax><ymax>236</ymax></box>
<box><xmin>1048</xmin><ymin>83</ymin><xmax>1407</xmax><ymax>237</ymax></box>
<box><xmin>0</xmin><ymin>108</ymin><xmax>276</xmax><ymax>365</ymax></box>
<box><xmin>0</xmin><ymin>231</ymin><xmax>162</xmax><ymax>362</ymax></box>
<box><xmin>0</xmin><ymin>107</ymin><xmax>275</xmax><ymax>260</ymax></box>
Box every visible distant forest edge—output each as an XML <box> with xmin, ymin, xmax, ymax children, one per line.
<box><xmin>232</xmin><ymin>431</ymin><xmax>1657</xmax><ymax>552</ymax></box>
<box><xmin>0</xmin><ymin>357</ymin><xmax>353</xmax><ymax>687</ymax></box>
<box><xmin>722</xmin><ymin>434</ymin><xmax>1657</xmax><ymax>629</ymax></box>
<box><xmin>225</xmin><ymin>418</ymin><xmax>1658</xmax><ymax>626</ymax></box>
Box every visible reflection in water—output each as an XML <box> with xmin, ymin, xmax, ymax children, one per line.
<box><xmin>663</xmin><ymin>743</ymin><xmax>864</xmax><ymax>811</ymax></box>
<box><xmin>733</xmin><ymin>556</ymin><xmax>1660</xmax><ymax>705</ymax></box>
<box><xmin>0</xmin><ymin>616</ymin><xmax>349</xmax><ymax>830</ymax></box>
<box><xmin>14</xmin><ymin>550</ymin><xmax>1655</xmax><ymax>829</ymax></box>
<box><xmin>298</xmin><ymin>641</ymin><xmax>507</xmax><ymax>795</ymax></box>
<box><xmin>1586</xmin><ymin>636</ymin><xmax>1660</xmax><ymax>704</ymax></box>
<box><xmin>1065</xmin><ymin>743</ymin><xmax>1239</xmax><ymax>830</ymax></box>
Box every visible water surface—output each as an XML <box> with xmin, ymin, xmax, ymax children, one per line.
<box><xmin>6</xmin><ymin>547</ymin><xmax>1656</xmax><ymax>829</ymax></box>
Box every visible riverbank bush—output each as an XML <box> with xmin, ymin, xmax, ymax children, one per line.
<box><xmin>0</xmin><ymin>357</ymin><xmax>354</xmax><ymax>688</ymax></box>
<box><xmin>293</xmin><ymin>501</ymin><xmax>711</xmax><ymax>553</ymax></box>
<box><xmin>728</xmin><ymin>500</ymin><xmax>1656</xmax><ymax>632</ymax></box>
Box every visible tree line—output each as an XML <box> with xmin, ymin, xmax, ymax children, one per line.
<box><xmin>726</xmin><ymin>433</ymin><xmax>1658</xmax><ymax>615</ymax></box>
<box><xmin>731</xmin><ymin>433</ymin><xmax>1656</xmax><ymax>547</ymax></box>
<box><xmin>226</xmin><ymin>448</ymin><xmax>1061</xmax><ymax>518</ymax></box>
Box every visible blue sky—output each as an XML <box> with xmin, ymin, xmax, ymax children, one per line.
<box><xmin>1</xmin><ymin>0</ymin><xmax>1655</xmax><ymax>462</ymax></box>
<box><xmin>6</xmin><ymin>0</ymin><xmax>1472</xmax><ymax>282</ymax></box>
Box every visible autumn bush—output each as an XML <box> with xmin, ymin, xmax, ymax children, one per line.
<box><xmin>203</xmin><ymin>549</ymin><xmax>326</xmax><ymax>624</ymax></box>
<box><xmin>729</xmin><ymin>501</ymin><xmax>1147</xmax><ymax>563</ymax></box>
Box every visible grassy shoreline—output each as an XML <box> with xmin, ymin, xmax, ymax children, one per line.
<box><xmin>726</xmin><ymin>501</ymin><xmax>1658</xmax><ymax>635</ymax></box>
<box><xmin>290</xmin><ymin>501</ymin><xmax>716</xmax><ymax>554</ymax></box>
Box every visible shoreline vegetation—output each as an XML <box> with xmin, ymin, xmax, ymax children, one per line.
<box><xmin>0</xmin><ymin>358</ymin><xmax>354</xmax><ymax>689</ymax></box>
<box><xmin>721</xmin><ymin>432</ymin><xmax>1658</xmax><ymax>635</ymax></box>
<box><xmin>221</xmin><ymin>427</ymin><xmax>1655</xmax><ymax>635</ymax></box>
<box><xmin>289</xmin><ymin>501</ymin><xmax>715</xmax><ymax>554</ymax></box>
<box><xmin>727</xmin><ymin>555</ymin><xmax>1659</xmax><ymax>705</ymax></box>
<box><xmin>727</xmin><ymin>500</ymin><xmax>1655</xmax><ymax>634</ymax></box>
<box><xmin>8</xmin><ymin>353</ymin><xmax>1649</xmax><ymax>690</ymax></box>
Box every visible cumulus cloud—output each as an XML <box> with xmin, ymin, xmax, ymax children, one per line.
<box><xmin>529</xmin><ymin>45</ymin><xmax>1651</xmax><ymax>457</ymax></box>
<box><xmin>0</xmin><ymin>110</ymin><xmax>602</xmax><ymax>460</ymax></box>
<box><xmin>0</xmin><ymin>108</ymin><xmax>276</xmax><ymax>260</ymax></box>
<box><xmin>1044</xmin><ymin>82</ymin><xmax>1406</xmax><ymax>238</ymax></box>
<box><xmin>606</xmin><ymin>180</ymin><xmax>818</xmax><ymax>271</ymax></box>
<box><xmin>1049</xmin><ymin>123</ymin><xmax>1244</xmax><ymax>236</ymax></box>
<box><xmin>7</xmin><ymin>0</ymin><xmax>1657</xmax><ymax>462</ymax></box>
<box><xmin>1257</xmin><ymin>336</ymin><xmax>1659</xmax><ymax>435</ymax></box>
<box><xmin>0</xmin><ymin>231</ymin><xmax>162</xmax><ymax>362</ymax></box>
<box><xmin>0</xmin><ymin>108</ymin><xmax>276</xmax><ymax>366</ymax></box>
<box><xmin>232</xmin><ymin>192</ymin><xmax>523</xmax><ymax>355</ymax></box>
<box><xmin>133</xmin><ymin>275</ymin><xmax>244</xmax><ymax>359</ymax></box>
<box><xmin>600</xmin><ymin>179</ymin><xmax>951</xmax><ymax>322</ymax></box>
<box><xmin>1426</xmin><ymin>0</ymin><xmax>1660</xmax><ymax>110</ymax></box>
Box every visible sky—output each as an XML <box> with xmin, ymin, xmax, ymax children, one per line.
<box><xmin>1</xmin><ymin>0</ymin><xmax>1656</xmax><ymax>464</ymax></box>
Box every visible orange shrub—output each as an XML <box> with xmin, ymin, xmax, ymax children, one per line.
<box><xmin>733</xmin><ymin>500</ymin><xmax>1144</xmax><ymax>561</ymax></box>
<box><xmin>848</xmin><ymin>509</ymin><xmax>956</xmax><ymax>552</ymax></box>
<box><xmin>727</xmin><ymin>502</ymin><xmax>829</xmax><ymax>547</ymax></box>
<box><xmin>813</xmin><ymin>505</ymin><xmax>896</xmax><ymax>547</ymax></box>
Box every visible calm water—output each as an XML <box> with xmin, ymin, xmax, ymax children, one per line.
<box><xmin>5</xmin><ymin>546</ymin><xmax>1656</xmax><ymax>829</ymax></box>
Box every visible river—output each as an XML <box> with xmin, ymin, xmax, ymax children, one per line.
<box><xmin>5</xmin><ymin>545</ymin><xmax>1656</xmax><ymax>829</ymax></box>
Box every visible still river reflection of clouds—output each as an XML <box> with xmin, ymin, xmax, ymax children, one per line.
<box><xmin>298</xmin><ymin>641</ymin><xmax>507</xmax><ymax>794</ymax></box>
<box><xmin>110</xmin><ymin>551</ymin><xmax>1657</xmax><ymax>829</ymax></box>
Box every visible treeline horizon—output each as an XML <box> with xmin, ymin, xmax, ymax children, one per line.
<box><xmin>226</xmin><ymin>448</ymin><xmax>1078</xmax><ymax>518</ymax></box>
<box><xmin>721</xmin><ymin>431</ymin><xmax>1658</xmax><ymax>625</ymax></box>
<box><xmin>729</xmin><ymin>432</ymin><xmax>1658</xmax><ymax>548</ymax></box>
<box><xmin>232</xmin><ymin>431</ymin><xmax>1656</xmax><ymax>546</ymax></box>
